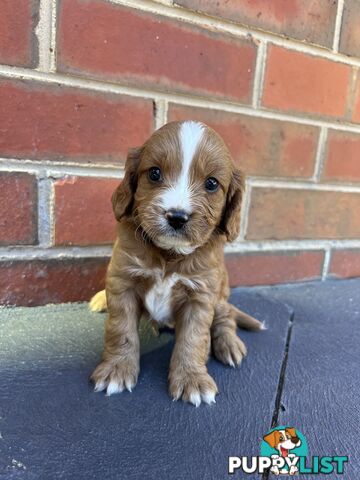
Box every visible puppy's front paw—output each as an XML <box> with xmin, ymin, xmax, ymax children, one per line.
<box><xmin>270</xmin><ymin>466</ymin><xmax>280</xmax><ymax>475</ymax></box>
<box><xmin>289</xmin><ymin>465</ymin><xmax>299</xmax><ymax>475</ymax></box>
<box><xmin>169</xmin><ymin>370</ymin><xmax>218</xmax><ymax>407</ymax></box>
<box><xmin>212</xmin><ymin>332</ymin><xmax>247</xmax><ymax>367</ymax></box>
<box><xmin>91</xmin><ymin>358</ymin><xmax>139</xmax><ymax>396</ymax></box>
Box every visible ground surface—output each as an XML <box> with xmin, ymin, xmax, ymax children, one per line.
<box><xmin>0</xmin><ymin>279</ymin><xmax>359</xmax><ymax>479</ymax></box>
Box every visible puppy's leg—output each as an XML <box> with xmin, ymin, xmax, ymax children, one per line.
<box><xmin>169</xmin><ymin>299</ymin><xmax>218</xmax><ymax>406</ymax></box>
<box><xmin>91</xmin><ymin>286</ymin><xmax>141</xmax><ymax>395</ymax></box>
<box><xmin>211</xmin><ymin>303</ymin><xmax>247</xmax><ymax>367</ymax></box>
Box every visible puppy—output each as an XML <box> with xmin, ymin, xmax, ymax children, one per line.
<box><xmin>263</xmin><ymin>428</ymin><xmax>302</xmax><ymax>475</ymax></box>
<box><xmin>90</xmin><ymin>120</ymin><xmax>263</xmax><ymax>406</ymax></box>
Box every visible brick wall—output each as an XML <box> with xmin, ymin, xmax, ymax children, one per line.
<box><xmin>1</xmin><ymin>0</ymin><xmax>360</xmax><ymax>306</ymax></box>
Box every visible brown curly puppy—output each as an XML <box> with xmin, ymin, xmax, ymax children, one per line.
<box><xmin>90</xmin><ymin>121</ymin><xmax>263</xmax><ymax>406</ymax></box>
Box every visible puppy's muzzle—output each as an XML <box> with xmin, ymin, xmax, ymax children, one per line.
<box><xmin>165</xmin><ymin>209</ymin><xmax>189</xmax><ymax>230</ymax></box>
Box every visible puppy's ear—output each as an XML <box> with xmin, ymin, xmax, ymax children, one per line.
<box><xmin>112</xmin><ymin>147</ymin><xmax>142</xmax><ymax>221</ymax></box>
<box><xmin>263</xmin><ymin>431</ymin><xmax>278</xmax><ymax>449</ymax></box>
<box><xmin>286</xmin><ymin>427</ymin><xmax>297</xmax><ymax>438</ymax></box>
<box><xmin>220</xmin><ymin>168</ymin><xmax>245</xmax><ymax>242</ymax></box>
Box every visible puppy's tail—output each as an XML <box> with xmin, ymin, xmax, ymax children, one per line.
<box><xmin>89</xmin><ymin>289</ymin><xmax>107</xmax><ymax>313</ymax></box>
<box><xmin>229</xmin><ymin>304</ymin><xmax>265</xmax><ymax>331</ymax></box>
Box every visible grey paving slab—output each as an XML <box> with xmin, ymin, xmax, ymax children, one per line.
<box><xmin>0</xmin><ymin>293</ymin><xmax>290</xmax><ymax>480</ymax></box>
<box><xmin>258</xmin><ymin>279</ymin><xmax>360</xmax><ymax>479</ymax></box>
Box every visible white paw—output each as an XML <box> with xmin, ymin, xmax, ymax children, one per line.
<box><xmin>187</xmin><ymin>389</ymin><xmax>216</xmax><ymax>407</ymax></box>
<box><xmin>189</xmin><ymin>391</ymin><xmax>201</xmax><ymax>407</ymax></box>
<box><xmin>169</xmin><ymin>371</ymin><xmax>218</xmax><ymax>406</ymax></box>
<box><xmin>289</xmin><ymin>465</ymin><xmax>299</xmax><ymax>475</ymax></box>
<box><xmin>201</xmin><ymin>390</ymin><xmax>217</xmax><ymax>405</ymax></box>
<box><xmin>91</xmin><ymin>359</ymin><xmax>139</xmax><ymax>396</ymax></box>
<box><xmin>106</xmin><ymin>381</ymin><xmax>124</xmax><ymax>396</ymax></box>
<box><xmin>271</xmin><ymin>466</ymin><xmax>280</xmax><ymax>475</ymax></box>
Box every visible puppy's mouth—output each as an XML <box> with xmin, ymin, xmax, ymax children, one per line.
<box><xmin>280</xmin><ymin>446</ymin><xmax>289</xmax><ymax>457</ymax></box>
<box><xmin>154</xmin><ymin>233</ymin><xmax>196</xmax><ymax>255</ymax></box>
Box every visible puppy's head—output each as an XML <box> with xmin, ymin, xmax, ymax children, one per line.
<box><xmin>263</xmin><ymin>428</ymin><xmax>301</xmax><ymax>453</ymax></box>
<box><xmin>112</xmin><ymin>121</ymin><xmax>244</xmax><ymax>254</ymax></box>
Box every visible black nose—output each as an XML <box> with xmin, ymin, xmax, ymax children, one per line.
<box><xmin>165</xmin><ymin>210</ymin><xmax>189</xmax><ymax>230</ymax></box>
<box><xmin>291</xmin><ymin>436</ymin><xmax>299</xmax><ymax>444</ymax></box>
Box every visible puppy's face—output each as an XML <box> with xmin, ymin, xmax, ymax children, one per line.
<box><xmin>113</xmin><ymin>121</ymin><xmax>244</xmax><ymax>254</ymax></box>
<box><xmin>263</xmin><ymin>428</ymin><xmax>301</xmax><ymax>453</ymax></box>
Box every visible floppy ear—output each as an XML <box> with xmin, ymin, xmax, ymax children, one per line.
<box><xmin>263</xmin><ymin>431</ymin><xmax>278</xmax><ymax>449</ymax></box>
<box><xmin>286</xmin><ymin>427</ymin><xmax>297</xmax><ymax>438</ymax></box>
<box><xmin>220</xmin><ymin>168</ymin><xmax>245</xmax><ymax>242</ymax></box>
<box><xmin>112</xmin><ymin>147</ymin><xmax>142</xmax><ymax>221</ymax></box>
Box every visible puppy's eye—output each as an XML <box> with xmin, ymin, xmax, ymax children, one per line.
<box><xmin>279</xmin><ymin>436</ymin><xmax>284</xmax><ymax>442</ymax></box>
<box><xmin>205</xmin><ymin>177</ymin><xmax>219</xmax><ymax>192</ymax></box>
<box><xmin>148</xmin><ymin>167</ymin><xmax>162</xmax><ymax>183</ymax></box>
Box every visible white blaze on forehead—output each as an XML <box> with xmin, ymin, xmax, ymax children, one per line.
<box><xmin>160</xmin><ymin>121</ymin><xmax>204</xmax><ymax>212</ymax></box>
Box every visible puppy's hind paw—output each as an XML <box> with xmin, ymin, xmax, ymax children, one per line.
<box><xmin>212</xmin><ymin>332</ymin><xmax>247</xmax><ymax>367</ymax></box>
<box><xmin>89</xmin><ymin>290</ymin><xmax>107</xmax><ymax>313</ymax></box>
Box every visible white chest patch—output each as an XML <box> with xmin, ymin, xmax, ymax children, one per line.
<box><xmin>145</xmin><ymin>272</ymin><xmax>179</xmax><ymax>324</ymax></box>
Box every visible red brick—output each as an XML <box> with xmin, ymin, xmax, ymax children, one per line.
<box><xmin>0</xmin><ymin>258</ymin><xmax>108</xmax><ymax>306</ymax></box>
<box><xmin>54</xmin><ymin>176</ymin><xmax>119</xmax><ymax>245</ymax></box>
<box><xmin>0</xmin><ymin>173</ymin><xmax>37</xmax><ymax>245</ymax></box>
<box><xmin>168</xmin><ymin>104</ymin><xmax>318</xmax><ymax>178</ymax></box>
<box><xmin>0</xmin><ymin>0</ymin><xmax>38</xmax><ymax>67</ymax></box>
<box><xmin>57</xmin><ymin>0</ymin><xmax>256</xmax><ymax>102</ymax></box>
<box><xmin>0</xmin><ymin>79</ymin><xmax>153</xmax><ymax>163</ymax></box>
<box><xmin>322</xmin><ymin>131</ymin><xmax>360</xmax><ymax>183</ymax></box>
<box><xmin>247</xmin><ymin>188</ymin><xmax>360</xmax><ymax>240</ymax></box>
<box><xmin>340</xmin><ymin>0</ymin><xmax>360</xmax><ymax>58</ymax></box>
<box><xmin>177</xmin><ymin>0</ymin><xmax>338</xmax><ymax>48</ymax></box>
<box><xmin>262</xmin><ymin>46</ymin><xmax>351</xmax><ymax>118</ymax></box>
<box><xmin>226</xmin><ymin>250</ymin><xmax>324</xmax><ymax>287</ymax></box>
<box><xmin>329</xmin><ymin>249</ymin><xmax>360</xmax><ymax>279</ymax></box>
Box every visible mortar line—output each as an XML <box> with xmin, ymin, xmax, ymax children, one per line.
<box><xmin>111</xmin><ymin>0</ymin><xmax>360</xmax><ymax>68</ymax></box>
<box><xmin>0</xmin><ymin>246</ymin><xmax>113</xmax><ymax>261</ymax></box>
<box><xmin>35</xmin><ymin>0</ymin><xmax>52</xmax><ymax>71</ymax></box>
<box><xmin>154</xmin><ymin>98</ymin><xmax>168</xmax><ymax>129</ymax></box>
<box><xmin>226</xmin><ymin>239</ymin><xmax>360</xmax><ymax>253</ymax></box>
<box><xmin>238</xmin><ymin>181</ymin><xmax>251</xmax><ymax>240</ymax></box>
<box><xmin>2</xmin><ymin>159</ymin><xmax>360</xmax><ymax>191</ymax></box>
<box><xmin>0</xmin><ymin>159</ymin><xmax>124</xmax><ymax>178</ymax></box>
<box><xmin>49</xmin><ymin>0</ymin><xmax>57</xmax><ymax>72</ymax></box>
<box><xmin>0</xmin><ymin>240</ymin><xmax>359</xmax><ymax>261</ymax></box>
<box><xmin>332</xmin><ymin>0</ymin><xmax>345</xmax><ymax>53</ymax></box>
<box><xmin>37</xmin><ymin>176</ymin><xmax>53</xmax><ymax>247</ymax></box>
<box><xmin>35</xmin><ymin>0</ymin><xmax>57</xmax><ymax>72</ymax></box>
<box><xmin>252</xmin><ymin>40</ymin><xmax>267</xmax><ymax>108</ymax></box>
<box><xmin>312</xmin><ymin>127</ymin><xmax>328</xmax><ymax>182</ymax></box>
<box><xmin>249</xmin><ymin>178</ymin><xmax>360</xmax><ymax>193</ymax></box>
<box><xmin>322</xmin><ymin>248</ymin><xmax>332</xmax><ymax>280</ymax></box>
<box><xmin>2</xmin><ymin>64</ymin><xmax>360</xmax><ymax>134</ymax></box>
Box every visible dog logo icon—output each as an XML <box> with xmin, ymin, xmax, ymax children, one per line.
<box><xmin>261</xmin><ymin>426</ymin><xmax>308</xmax><ymax>475</ymax></box>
